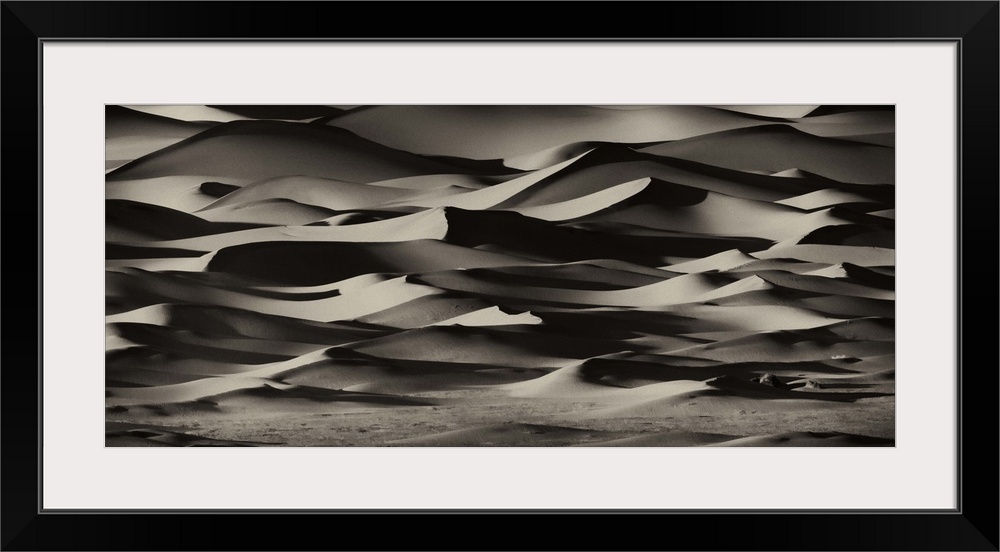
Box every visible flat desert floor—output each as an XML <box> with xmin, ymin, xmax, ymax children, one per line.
<box><xmin>106</xmin><ymin>104</ymin><xmax>895</xmax><ymax>447</ymax></box>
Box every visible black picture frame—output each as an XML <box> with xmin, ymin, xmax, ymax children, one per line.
<box><xmin>2</xmin><ymin>2</ymin><xmax>997</xmax><ymax>550</ymax></box>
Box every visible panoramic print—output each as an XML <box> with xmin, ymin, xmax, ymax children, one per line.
<box><xmin>106</xmin><ymin>105</ymin><xmax>895</xmax><ymax>446</ymax></box>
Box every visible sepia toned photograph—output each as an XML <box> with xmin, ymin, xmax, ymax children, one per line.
<box><xmin>105</xmin><ymin>104</ymin><xmax>895</xmax><ymax>447</ymax></box>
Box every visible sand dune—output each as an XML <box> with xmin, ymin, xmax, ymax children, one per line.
<box><xmin>441</xmin><ymin>207</ymin><xmax>772</xmax><ymax>264</ymax></box>
<box><xmin>753</xmin><ymin>244</ymin><xmax>895</xmax><ymax>266</ymax></box>
<box><xmin>194</xmin><ymin>199</ymin><xmax>339</xmax><ymax>226</ymax></box>
<box><xmin>640</xmin><ymin>125</ymin><xmax>894</xmax><ymax>184</ymax></box>
<box><xmin>480</xmin><ymin>261</ymin><xmax>672</xmax><ymax>289</ymax></box>
<box><xmin>106</xmin><ymin>106</ymin><xmax>215</xmax><ymax>165</ymax></box>
<box><xmin>792</xmin><ymin>110</ymin><xmax>896</xmax><ymax>138</ymax></box>
<box><xmin>107</xmin><ymin>199</ymin><xmax>260</xmax><ymax>243</ymax></box>
<box><xmin>433</xmin><ymin>306</ymin><xmax>542</xmax><ymax>327</ymax></box>
<box><xmin>106</xmin><ymin>175</ymin><xmax>254</xmax><ymax>212</ymax></box>
<box><xmin>505</xmin><ymin>362</ymin><xmax>636</xmax><ymax>399</ymax></box>
<box><xmin>710</xmin><ymin>105</ymin><xmax>818</xmax><ymax>118</ymax></box>
<box><xmin>802</xmin><ymin>105</ymin><xmax>894</xmax><ymax>118</ymax></box>
<box><xmin>107</xmin><ymin>104</ymin><xmax>894</xmax><ymax>447</ymax></box>
<box><xmin>503</xmin><ymin>140</ymin><xmax>637</xmax><ymax>171</ymax></box>
<box><xmin>206</xmin><ymin>104</ymin><xmax>346</xmax><ymax>121</ymax></box>
<box><xmin>106</xmin><ymin>303</ymin><xmax>389</xmax><ymax>345</ymax></box>
<box><xmin>665</xmin><ymin>304</ymin><xmax>841</xmax><ymax>332</ymax></box>
<box><xmin>567</xmin><ymin>180</ymin><xmax>860</xmax><ymax>241</ymax></box>
<box><xmin>356</xmin><ymin>294</ymin><xmax>501</xmax><ymax>329</ymax></box>
<box><xmin>107</xmin><ymin>120</ymin><xmax>482</xmax><ymax>183</ymax></box>
<box><xmin>206</xmin><ymin>237</ymin><xmax>541</xmax><ymax>286</ymax></box>
<box><xmin>107</xmin><ymin>106</ymin><xmax>214</xmax><ymax>139</ymax></box>
<box><xmin>108</xmin><ymin>321</ymin><xmax>318</xmax><ymax>363</ymax></box>
<box><xmin>714</xmin><ymin>259</ymin><xmax>835</xmax><ymax>276</ymax></box>
<box><xmin>153</xmin><ymin>208</ymin><xmax>451</xmax><ymax>251</ymax></box>
<box><xmin>754</xmin><ymin>270</ymin><xmax>894</xmax><ymax>300</ymax></box>
<box><xmin>343</xmin><ymin>324</ymin><xmax>633</xmax><ymax>368</ymax></box>
<box><xmin>665</xmin><ymin>330</ymin><xmax>895</xmax><ymax>363</ymax></box>
<box><xmin>490</xmin><ymin>145</ymin><xmax>819</xmax><ymax>207</ymax></box>
<box><xmin>796</xmin><ymin>295</ymin><xmax>895</xmax><ymax>319</ymax></box>
<box><xmin>121</xmin><ymin>105</ymin><xmax>255</xmax><ymax>123</ymax></box>
<box><xmin>506</xmin><ymin>177</ymin><xmax>653</xmax><ymax>221</ymax></box>
<box><xmin>107</xmin><ymin>376</ymin><xmax>280</xmax><ymax>406</ymax></box>
<box><xmin>390</xmin><ymin>151</ymin><xmax>590</xmax><ymax>210</ymax></box>
<box><xmin>327</xmin><ymin>105</ymin><xmax>774</xmax><ymax>162</ymax></box>
<box><xmin>108</xmin><ymin>269</ymin><xmax>450</xmax><ymax>322</ymax></box>
<box><xmin>777</xmin><ymin>189</ymin><xmax>884</xmax><ymax>211</ymax></box>
<box><xmin>106</xmin><ymin>244</ymin><xmax>208</xmax><ymax>263</ymax></box>
<box><xmin>503</xmin><ymin>353</ymin><xmax>737</xmax><ymax>399</ymax></box>
<box><xmin>665</xmin><ymin>249</ymin><xmax>761</xmax><ymax>274</ymax></box>
<box><xmin>104</xmin><ymin>249</ymin><xmax>218</xmax><ymax>271</ymax></box>
<box><xmin>804</xmin><ymin>262</ymin><xmax>895</xmax><ymax>289</ymax></box>
<box><xmin>200</xmin><ymin>175</ymin><xmax>417</xmax><ymax>211</ymax></box>
<box><xmin>365</xmin><ymin>173</ymin><xmax>503</xmax><ymax>191</ymax></box>
<box><xmin>597</xmin><ymin>375</ymin><xmax>872</xmax><ymax>418</ymax></box>
<box><xmin>106</xmin><ymin>346</ymin><xmax>266</xmax><ymax>377</ymax></box>
<box><xmin>413</xmin><ymin>269</ymin><xmax>771</xmax><ymax>308</ymax></box>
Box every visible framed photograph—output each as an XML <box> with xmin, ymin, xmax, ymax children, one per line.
<box><xmin>3</xmin><ymin>2</ymin><xmax>997</xmax><ymax>550</ymax></box>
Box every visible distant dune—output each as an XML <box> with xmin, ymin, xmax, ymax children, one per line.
<box><xmin>106</xmin><ymin>106</ymin><xmax>216</xmax><ymax>168</ymax></box>
<box><xmin>107</xmin><ymin>105</ymin><xmax>894</xmax><ymax>447</ymax></box>
<box><xmin>640</xmin><ymin>125</ymin><xmax>894</xmax><ymax>184</ymax></box>
<box><xmin>107</xmin><ymin>120</ymin><xmax>482</xmax><ymax>183</ymax></box>
<box><xmin>327</xmin><ymin>105</ymin><xmax>776</xmax><ymax>163</ymax></box>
